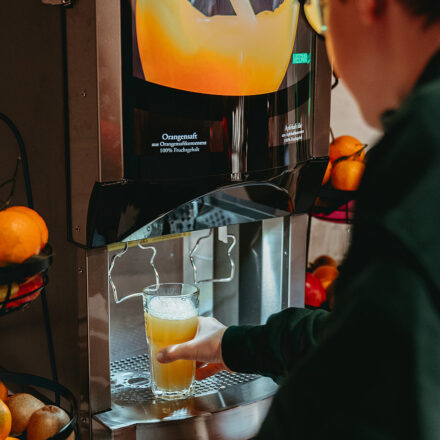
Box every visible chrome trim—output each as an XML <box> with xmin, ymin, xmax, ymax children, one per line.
<box><xmin>86</xmin><ymin>248</ymin><xmax>112</xmax><ymax>415</ymax></box>
<box><xmin>261</xmin><ymin>218</ymin><xmax>285</xmax><ymax>323</ymax></box>
<box><xmin>288</xmin><ymin>214</ymin><xmax>309</xmax><ymax>307</ymax></box>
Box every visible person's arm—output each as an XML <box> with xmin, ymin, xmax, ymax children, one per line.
<box><xmin>156</xmin><ymin>301</ymin><xmax>328</xmax><ymax>383</ymax></box>
<box><xmin>222</xmin><ymin>307</ymin><xmax>328</xmax><ymax>382</ymax></box>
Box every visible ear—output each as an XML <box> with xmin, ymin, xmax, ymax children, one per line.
<box><xmin>356</xmin><ymin>0</ymin><xmax>386</xmax><ymax>25</ymax></box>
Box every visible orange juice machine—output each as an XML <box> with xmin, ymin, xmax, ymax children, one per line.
<box><xmin>63</xmin><ymin>0</ymin><xmax>331</xmax><ymax>438</ymax></box>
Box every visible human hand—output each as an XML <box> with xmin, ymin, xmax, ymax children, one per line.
<box><xmin>156</xmin><ymin>316</ymin><xmax>229</xmax><ymax>380</ymax></box>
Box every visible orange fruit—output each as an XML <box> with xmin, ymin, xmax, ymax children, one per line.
<box><xmin>329</xmin><ymin>135</ymin><xmax>365</xmax><ymax>164</ymax></box>
<box><xmin>321</xmin><ymin>161</ymin><xmax>332</xmax><ymax>186</ymax></box>
<box><xmin>309</xmin><ymin>255</ymin><xmax>337</xmax><ymax>272</ymax></box>
<box><xmin>0</xmin><ymin>383</ymin><xmax>7</xmax><ymax>402</ymax></box>
<box><xmin>7</xmin><ymin>207</ymin><xmax>48</xmax><ymax>250</ymax></box>
<box><xmin>0</xmin><ymin>400</ymin><xmax>12</xmax><ymax>440</ymax></box>
<box><xmin>331</xmin><ymin>160</ymin><xmax>366</xmax><ymax>191</ymax></box>
<box><xmin>0</xmin><ymin>210</ymin><xmax>41</xmax><ymax>266</ymax></box>
<box><xmin>312</xmin><ymin>265</ymin><xmax>339</xmax><ymax>290</ymax></box>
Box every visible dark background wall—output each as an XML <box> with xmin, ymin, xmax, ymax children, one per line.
<box><xmin>0</xmin><ymin>1</ymin><xmax>79</xmax><ymax>397</ymax></box>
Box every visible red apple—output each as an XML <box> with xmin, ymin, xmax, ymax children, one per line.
<box><xmin>7</xmin><ymin>274</ymin><xmax>44</xmax><ymax>308</ymax></box>
<box><xmin>305</xmin><ymin>272</ymin><xmax>326</xmax><ymax>307</ymax></box>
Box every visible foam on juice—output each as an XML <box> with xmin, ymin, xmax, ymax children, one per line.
<box><xmin>148</xmin><ymin>296</ymin><xmax>197</xmax><ymax>321</ymax></box>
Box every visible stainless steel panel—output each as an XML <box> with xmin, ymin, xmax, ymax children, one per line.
<box><xmin>66</xmin><ymin>0</ymin><xmax>124</xmax><ymax>245</ymax></box>
<box><xmin>96</xmin><ymin>0</ymin><xmax>124</xmax><ymax>181</ymax></box>
<box><xmin>288</xmin><ymin>214</ymin><xmax>309</xmax><ymax>307</ymax></box>
<box><xmin>183</xmin><ymin>230</ymin><xmax>214</xmax><ymax>317</ymax></box>
<box><xmin>86</xmin><ymin>248</ymin><xmax>112</xmax><ymax>414</ymax></box>
<box><xmin>213</xmin><ymin>225</ymin><xmax>240</xmax><ymax>326</ymax></box>
<box><xmin>261</xmin><ymin>218</ymin><xmax>285</xmax><ymax>323</ymax></box>
<box><xmin>238</xmin><ymin>222</ymin><xmax>263</xmax><ymax>325</ymax></box>
<box><xmin>66</xmin><ymin>1</ymin><xmax>100</xmax><ymax>245</ymax></box>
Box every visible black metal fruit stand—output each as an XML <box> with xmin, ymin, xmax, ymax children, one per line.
<box><xmin>0</xmin><ymin>112</ymin><xmax>78</xmax><ymax>437</ymax></box>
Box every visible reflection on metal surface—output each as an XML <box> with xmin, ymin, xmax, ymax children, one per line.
<box><xmin>96</xmin><ymin>0</ymin><xmax>124</xmax><ymax>181</ymax></box>
<box><xmin>288</xmin><ymin>214</ymin><xmax>308</xmax><ymax>307</ymax></box>
<box><xmin>86</xmin><ymin>248</ymin><xmax>112</xmax><ymax>417</ymax></box>
<box><xmin>261</xmin><ymin>218</ymin><xmax>285</xmax><ymax>323</ymax></box>
<box><xmin>122</xmin><ymin>184</ymin><xmax>292</xmax><ymax>244</ymax></box>
<box><xmin>94</xmin><ymin>352</ymin><xmax>276</xmax><ymax>438</ymax></box>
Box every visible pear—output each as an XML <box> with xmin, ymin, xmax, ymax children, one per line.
<box><xmin>6</xmin><ymin>393</ymin><xmax>45</xmax><ymax>435</ymax></box>
<box><xmin>27</xmin><ymin>405</ymin><xmax>75</xmax><ymax>440</ymax></box>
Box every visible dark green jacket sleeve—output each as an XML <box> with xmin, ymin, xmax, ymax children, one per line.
<box><xmin>222</xmin><ymin>307</ymin><xmax>328</xmax><ymax>383</ymax></box>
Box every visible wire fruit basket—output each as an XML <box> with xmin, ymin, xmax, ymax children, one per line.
<box><xmin>0</xmin><ymin>371</ymin><xmax>78</xmax><ymax>440</ymax></box>
<box><xmin>0</xmin><ymin>246</ymin><xmax>53</xmax><ymax>317</ymax></box>
<box><xmin>312</xmin><ymin>185</ymin><xmax>356</xmax><ymax>224</ymax></box>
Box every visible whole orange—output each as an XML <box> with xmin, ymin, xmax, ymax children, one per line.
<box><xmin>7</xmin><ymin>207</ymin><xmax>48</xmax><ymax>250</ymax></box>
<box><xmin>331</xmin><ymin>160</ymin><xmax>366</xmax><ymax>191</ymax></box>
<box><xmin>0</xmin><ymin>400</ymin><xmax>11</xmax><ymax>440</ymax></box>
<box><xmin>312</xmin><ymin>265</ymin><xmax>339</xmax><ymax>290</ymax></box>
<box><xmin>0</xmin><ymin>210</ymin><xmax>41</xmax><ymax>266</ymax></box>
<box><xmin>329</xmin><ymin>135</ymin><xmax>365</xmax><ymax>164</ymax></box>
<box><xmin>321</xmin><ymin>161</ymin><xmax>332</xmax><ymax>186</ymax></box>
<box><xmin>0</xmin><ymin>382</ymin><xmax>7</xmax><ymax>402</ymax></box>
<box><xmin>309</xmin><ymin>255</ymin><xmax>337</xmax><ymax>272</ymax></box>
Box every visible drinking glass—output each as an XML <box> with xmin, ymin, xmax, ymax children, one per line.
<box><xmin>143</xmin><ymin>283</ymin><xmax>199</xmax><ymax>400</ymax></box>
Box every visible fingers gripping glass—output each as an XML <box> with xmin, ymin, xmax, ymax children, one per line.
<box><xmin>299</xmin><ymin>0</ymin><xmax>328</xmax><ymax>36</ymax></box>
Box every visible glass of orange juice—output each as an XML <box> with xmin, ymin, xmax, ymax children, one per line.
<box><xmin>143</xmin><ymin>283</ymin><xmax>199</xmax><ymax>400</ymax></box>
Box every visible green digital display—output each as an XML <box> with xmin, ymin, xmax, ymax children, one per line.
<box><xmin>292</xmin><ymin>53</ymin><xmax>311</xmax><ymax>65</ymax></box>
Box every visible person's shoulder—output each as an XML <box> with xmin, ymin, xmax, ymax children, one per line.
<box><xmin>394</xmin><ymin>77</ymin><xmax>440</xmax><ymax>141</ymax></box>
<box><xmin>371</xmin><ymin>76</ymin><xmax>440</xmax><ymax>167</ymax></box>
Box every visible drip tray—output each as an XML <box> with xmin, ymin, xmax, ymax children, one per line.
<box><xmin>94</xmin><ymin>353</ymin><xmax>278</xmax><ymax>440</ymax></box>
<box><xmin>110</xmin><ymin>353</ymin><xmax>259</xmax><ymax>403</ymax></box>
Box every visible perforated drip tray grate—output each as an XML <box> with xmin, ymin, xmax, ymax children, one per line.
<box><xmin>110</xmin><ymin>353</ymin><xmax>259</xmax><ymax>404</ymax></box>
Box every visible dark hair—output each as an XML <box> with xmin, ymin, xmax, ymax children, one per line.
<box><xmin>397</xmin><ymin>0</ymin><xmax>440</xmax><ymax>25</ymax></box>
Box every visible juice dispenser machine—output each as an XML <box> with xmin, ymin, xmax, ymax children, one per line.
<box><xmin>63</xmin><ymin>0</ymin><xmax>330</xmax><ymax>438</ymax></box>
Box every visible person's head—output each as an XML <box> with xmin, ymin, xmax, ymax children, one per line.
<box><xmin>324</xmin><ymin>0</ymin><xmax>440</xmax><ymax>127</ymax></box>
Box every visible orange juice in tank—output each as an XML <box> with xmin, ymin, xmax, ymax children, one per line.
<box><xmin>143</xmin><ymin>284</ymin><xmax>199</xmax><ymax>400</ymax></box>
<box><xmin>135</xmin><ymin>0</ymin><xmax>299</xmax><ymax>95</ymax></box>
